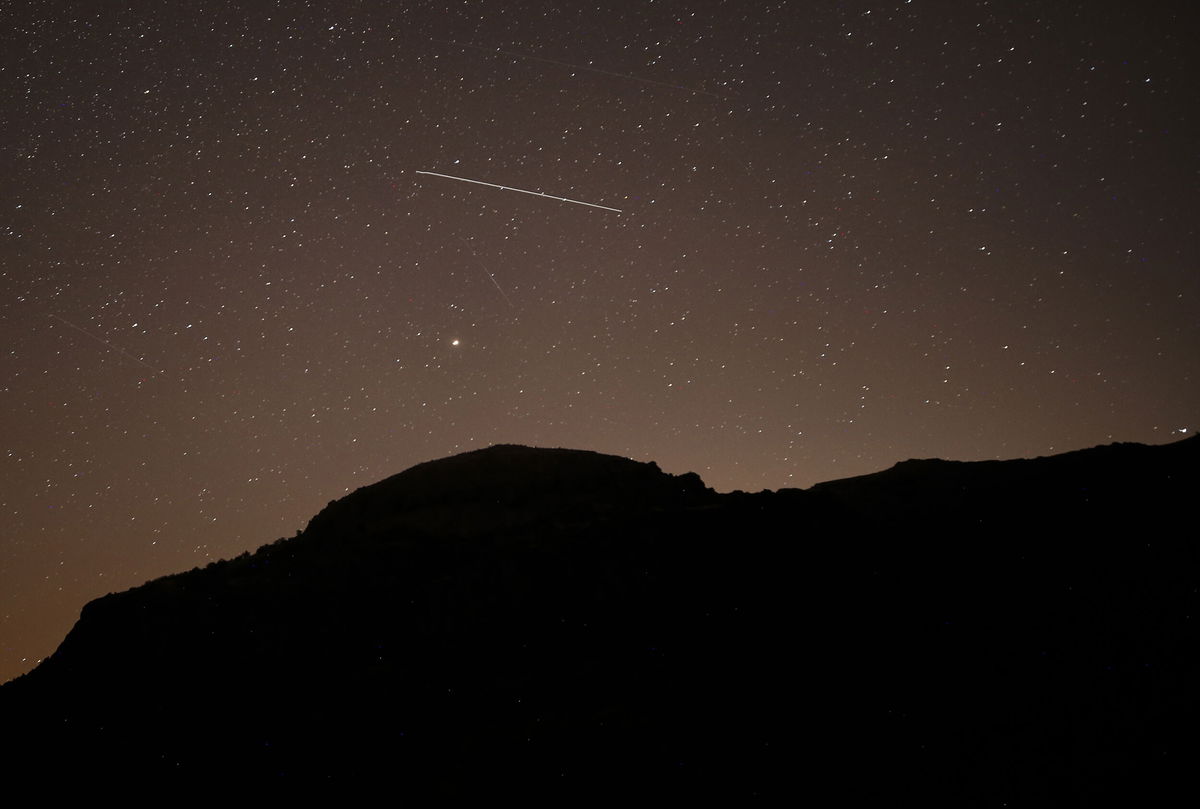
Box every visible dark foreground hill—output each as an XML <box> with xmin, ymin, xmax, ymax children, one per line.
<box><xmin>3</xmin><ymin>440</ymin><xmax>1198</xmax><ymax>802</ymax></box>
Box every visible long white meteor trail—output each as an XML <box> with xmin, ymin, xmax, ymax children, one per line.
<box><xmin>415</xmin><ymin>170</ymin><xmax>623</xmax><ymax>214</ymax></box>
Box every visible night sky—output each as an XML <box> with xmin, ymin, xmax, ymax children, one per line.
<box><xmin>2</xmin><ymin>0</ymin><xmax>1195</xmax><ymax>683</ymax></box>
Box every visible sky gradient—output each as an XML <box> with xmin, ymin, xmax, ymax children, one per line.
<box><xmin>2</xmin><ymin>0</ymin><xmax>1196</xmax><ymax>683</ymax></box>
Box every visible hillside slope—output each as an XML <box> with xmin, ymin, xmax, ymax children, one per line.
<box><xmin>3</xmin><ymin>439</ymin><xmax>1197</xmax><ymax>802</ymax></box>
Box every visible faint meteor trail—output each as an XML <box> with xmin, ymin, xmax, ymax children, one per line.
<box><xmin>459</xmin><ymin>238</ymin><xmax>515</xmax><ymax>308</ymax></box>
<box><xmin>433</xmin><ymin>38</ymin><xmax>725</xmax><ymax>98</ymax></box>
<box><xmin>415</xmin><ymin>170</ymin><xmax>623</xmax><ymax>213</ymax></box>
<box><xmin>49</xmin><ymin>314</ymin><xmax>162</xmax><ymax>375</ymax></box>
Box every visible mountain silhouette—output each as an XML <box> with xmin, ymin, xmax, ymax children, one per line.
<box><xmin>3</xmin><ymin>439</ymin><xmax>1197</xmax><ymax>801</ymax></box>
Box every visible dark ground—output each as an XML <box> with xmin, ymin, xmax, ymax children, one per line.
<box><xmin>3</xmin><ymin>438</ymin><xmax>1197</xmax><ymax>803</ymax></box>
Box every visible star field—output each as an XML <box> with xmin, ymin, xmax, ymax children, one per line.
<box><xmin>1</xmin><ymin>0</ymin><xmax>1196</xmax><ymax>683</ymax></box>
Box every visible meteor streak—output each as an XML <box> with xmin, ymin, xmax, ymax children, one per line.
<box><xmin>49</xmin><ymin>314</ymin><xmax>162</xmax><ymax>375</ymax></box>
<box><xmin>459</xmin><ymin>238</ymin><xmax>515</xmax><ymax>308</ymax></box>
<box><xmin>415</xmin><ymin>171</ymin><xmax>623</xmax><ymax>214</ymax></box>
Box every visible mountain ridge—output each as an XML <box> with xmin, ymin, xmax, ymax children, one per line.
<box><xmin>3</xmin><ymin>436</ymin><xmax>1197</xmax><ymax>801</ymax></box>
